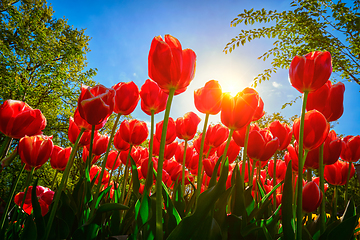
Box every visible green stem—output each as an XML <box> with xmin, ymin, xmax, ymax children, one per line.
<box><xmin>45</xmin><ymin>128</ymin><xmax>84</xmax><ymax>240</ymax></box>
<box><xmin>91</xmin><ymin>113</ymin><xmax>122</xmax><ymax>215</ymax></box>
<box><xmin>319</xmin><ymin>143</ymin><xmax>325</xmax><ymax>234</ymax></box>
<box><xmin>0</xmin><ymin>136</ymin><xmax>12</xmax><ymax>160</ymax></box>
<box><xmin>148</xmin><ymin>110</ymin><xmax>155</xmax><ymax>170</ymax></box>
<box><xmin>20</xmin><ymin>167</ymin><xmax>34</xmax><ymax>211</ymax></box>
<box><xmin>221</xmin><ymin>129</ymin><xmax>234</xmax><ymax>168</ymax></box>
<box><xmin>332</xmin><ymin>186</ymin><xmax>338</xmax><ymax>221</ymax></box>
<box><xmin>0</xmin><ymin>163</ymin><xmax>25</xmax><ymax>231</ymax></box>
<box><xmin>273</xmin><ymin>151</ymin><xmax>278</xmax><ymax>211</ymax></box>
<box><xmin>121</xmin><ymin>145</ymin><xmax>133</xmax><ymax>203</ymax></box>
<box><xmin>241</xmin><ymin>124</ymin><xmax>250</xmax><ymax>187</ymax></box>
<box><xmin>296</xmin><ymin>91</ymin><xmax>309</xmax><ymax>240</ymax></box>
<box><xmin>51</xmin><ymin>170</ymin><xmax>59</xmax><ymax>189</ymax></box>
<box><xmin>108</xmin><ymin>151</ymin><xmax>121</xmax><ymax>187</ymax></box>
<box><xmin>307</xmin><ymin>169</ymin><xmax>312</xmax><ymax>182</ymax></box>
<box><xmin>115</xmin><ymin>164</ymin><xmax>124</xmax><ymax>185</ymax></box>
<box><xmin>87</xmin><ymin>125</ymin><xmax>96</xmax><ymax>170</ymax></box>
<box><xmin>155</xmin><ymin>88</ymin><xmax>175</xmax><ymax>240</ymax></box>
<box><xmin>344</xmin><ymin>161</ymin><xmax>352</xmax><ymax>204</ymax></box>
<box><xmin>182</xmin><ymin>140</ymin><xmax>188</xmax><ymax>196</ymax></box>
<box><xmin>196</xmin><ymin>113</ymin><xmax>209</xmax><ymax>200</ymax></box>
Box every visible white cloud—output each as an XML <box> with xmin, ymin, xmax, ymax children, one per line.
<box><xmin>272</xmin><ymin>81</ymin><xmax>282</xmax><ymax>88</ymax></box>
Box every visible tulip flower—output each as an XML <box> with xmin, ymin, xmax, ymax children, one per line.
<box><xmin>340</xmin><ymin>135</ymin><xmax>360</xmax><ymax>163</ymax></box>
<box><xmin>18</xmin><ymin>135</ymin><xmax>54</xmax><ymax>170</ymax></box>
<box><xmin>140</xmin><ymin>79</ymin><xmax>168</xmax><ymax>115</ymax></box>
<box><xmin>0</xmin><ymin>100</ymin><xmax>46</xmax><ymax>139</ymax></box>
<box><xmin>120</xmin><ymin>146</ymin><xmax>142</xmax><ymax>166</ymax></box>
<box><xmin>193</xmin><ymin>133</ymin><xmax>216</xmax><ymax>157</ymax></box>
<box><xmin>120</xmin><ymin>119</ymin><xmax>149</xmax><ymax>146</ymax></box>
<box><xmin>112</xmin><ymin>81</ymin><xmax>140</xmax><ymax>115</ymax></box>
<box><xmin>153</xmin><ymin>137</ymin><xmax>178</xmax><ymax>160</ymax></box>
<box><xmin>105</xmin><ymin>150</ymin><xmax>121</xmax><ymax>170</ymax></box>
<box><xmin>50</xmin><ymin>146</ymin><xmax>72</xmax><ymax>171</ymax></box>
<box><xmin>175</xmin><ymin>112</ymin><xmax>201</xmax><ymax>141</ymax></box>
<box><xmin>89</xmin><ymin>165</ymin><xmax>110</xmax><ymax>185</ymax></box>
<box><xmin>68</xmin><ymin>117</ymin><xmax>92</xmax><ymax>146</ymax></box>
<box><xmin>87</xmin><ymin>132</ymin><xmax>109</xmax><ymax>156</ymax></box>
<box><xmin>244</xmin><ymin>88</ymin><xmax>264</xmax><ymax>121</ymax></box>
<box><xmin>289</xmin><ymin>51</ymin><xmax>332</xmax><ymax>93</ymax></box>
<box><xmin>306</xmin><ymin>81</ymin><xmax>345</xmax><ymax>122</ymax></box>
<box><xmin>77</xmin><ymin>84</ymin><xmax>115</xmax><ymax>126</ymax></box>
<box><xmin>268</xmin><ymin>120</ymin><xmax>292</xmax><ymax>151</ymax></box>
<box><xmin>155</xmin><ymin>118</ymin><xmax>176</xmax><ymax>145</ymax></box>
<box><xmin>285</xmin><ymin>143</ymin><xmax>305</xmax><ymax>173</ymax></box>
<box><xmin>268</xmin><ymin>159</ymin><xmax>286</xmax><ymax>181</ymax></box>
<box><xmin>217</xmin><ymin>138</ymin><xmax>240</xmax><ymax>164</ymax></box>
<box><xmin>148</xmin><ymin>34</ymin><xmax>196</xmax><ymax>95</ymax></box>
<box><xmin>205</xmin><ymin>124</ymin><xmax>229</xmax><ymax>148</ymax></box>
<box><xmin>293</xmin><ymin>110</ymin><xmax>330</xmax><ymax>151</ymax></box>
<box><xmin>113</xmin><ymin>128</ymin><xmax>131</xmax><ymax>152</ymax></box>
<box><xmin>175</xmin><ymin>142</ymin><xmax>194</xmax><ymax>164</ymax></box>
<box><xmin>324</xmin><ymin>160</ymin><xmax>355</xmax><ymax>186</ymax></box>
<box><xmin>194</xmin><ymin>80</ymin><xmax>223</xmax><ymax>115</ymax></box>
<box><xmin>233</xmin><ymin>124</ymin><xmax>260</xmax><ymax>147</ymax></box>
<box><xmin>82</xmin><ymin>146</ymin><xmax>100</xmax><ymax>165</ymax></box>
<box><xmin>73</xmin><ymin>108</ymin><xmax>107</xmax><ymax>131</ymax></box>
<box><xmin>302</xmin><ymin>181</ymin><xmax>322</xmax><ymax>212</ymax></box>
<box><xmin>203</xmin><ymin>154</ymin><xmax>221</xmax><ymax>178</ymax></box>
<box><xmin>220</xmin><ymin>88</ymin><xmax>260</xmax><ymax>130</ymax></box>
<box><xmin>14</xmin><ymin>186</ymin><xmax>54</xmax><ymax>216</ymax></box>
<box><xmin>247</xmin><ymin>129</ymin><xmax>279</xmax><ymax>162</ymax></box>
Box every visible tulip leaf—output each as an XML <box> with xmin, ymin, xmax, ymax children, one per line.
<box><xmin>281</xmin><ymin>160</ymin><xmax>295</xmax><ymax>239</ymax></box>
<box><xmin>173</xmin><ymin>183</ymin><xmax>186</xmax><ymax>218</ymax></box>
<box><xmin>133</xmin><ymin>193</ymin><xmax>154</xmax><ymax>240</ymax></box>
<box><xmin>260</xmin><ymin>180</ymin><xmax>283</xmax><ymax>206</ymax></box>
<box><xmin>341</xmin><ymin>198</ymin><xmax>356</xmax><ymax>221</ymax></box>
<box><xmin>166</xmin><ymin>158</ymin><xmax>229</xmax><ymax>240</ymax></box>
<box><xmin>31</xmin><ymin>179</ymin><xmax>45</xmax><ymax>240</ymax></box>
<box><xmin>214</xmin><ymin>187</ymin><xmax>233</xmax><ymax>236</ymax></box>
<box><xmin>96</xmin><ymin>184</ymin><xmax>111</xmax><ymax>209</ymax></box>
<box><xmin>144</xmin><ymin>161</ymin><xmax>154</xmax><ymax>194</ymax></box>
<box><xmin>226</xmin><ymin>214</ymin><xmax>243</xmax><ymax>239</ymax></box>
<box><xmin>97</xmin><ymin>202</ymin><xmax>129</xmax><ymax>214</ymax></box>
<box><xmin>72</xmin><ymin>223</ymin><xmax>100</xmax><ymax>240</ymax></box>
<box><xmin>230</xmin><ymin>164</ymin><xmax>248</xmax><ymax>227</ymax></box>
<box><xmin>130</xmin><ymin>155</ymin><xmax>140</xmax><ymax>199</ymax></box>
<box><xmin>20</xmin><ymin>215</ymin><xmax>37</xmax><ymax>240</ymax></box>
<box><xmin>209</xmin><ymin>155</ymin><xmax>222</xmax><ymax>188</ymax></box>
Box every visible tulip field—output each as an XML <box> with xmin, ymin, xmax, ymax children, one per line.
<box><xmin>1</xmin><ymin>34</ymin><xmax>360</xmax><ymax>240</ymax></box>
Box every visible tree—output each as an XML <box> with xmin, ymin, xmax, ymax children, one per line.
<box><xmin>224</xmin><ymin>0</ymin><xmax>360</xmax><ymax>88</ymax></box>
<box><xmin>0</xmin><ymin>0</ymin><xmax>97</xmax><ymax>145</ymax></box>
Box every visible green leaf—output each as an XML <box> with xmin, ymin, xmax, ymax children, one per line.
<box><xmin>30</xmin><ymin>179</ymin><xmax>45</xmax><ymax>240</ymax></box>
<box><xmin>281</xmin><ymin>160</ymin><xmax>295</xmax><ymax>239</ymax></box>
<box><xmin>97</xmin><ymin>202</ymin><xmax>129</xmax><ymax>214</ymax></box>
<box><xmin>209</xmin><ymin>155</ymin><xmax>222</xmax><ymax>188</ymax></box>
<box><xmin>20</xmin><ymin>215</ymin><xmax>37</xmax><ymax>240</ymax></box>
<box><xmin>130</xmin><ymin>155</ymin><xmax>140</xmax><ymax>198</ymax></box>
<box><xmin>327</xmin><ymin>215</ymin><xmax>358</xmax><ymax>240</ymax></box>
<box><xmin>167</xmin><ymin>158</ymin><xmax>229</xmax><ymax>240</ymax></box>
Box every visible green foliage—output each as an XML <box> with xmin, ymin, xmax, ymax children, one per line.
<box><xmin>0</xmin><ymin>0</ymin><xmax>97</xmax><ymax>145</ymax></box>
<box><xmin>224</xmin><ymin>0</ymin><xmax>360</xmax><ymax>87</ymax></box>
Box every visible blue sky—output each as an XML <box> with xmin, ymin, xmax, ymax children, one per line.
<box><xmin>49</xmin><ymin>0</ymin><xmax>360</xmax><ymax>137</ymax></box>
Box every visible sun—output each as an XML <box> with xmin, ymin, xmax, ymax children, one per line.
<box><xmin>221</xmin><ymin>79</ymin><xmax>246</xmax><ymax>97</ymax></box>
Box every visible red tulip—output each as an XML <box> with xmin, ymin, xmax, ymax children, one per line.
<box><xmin>193</xmin><ymin>133</ymin><xmax>216</xmax><ymax>157</ymax></box>
<box><xmin>141</xmin><ymin>157</ymin><xmax>157</xmax><ymax>180</ymax></box>
<box><xmin>205</xmin><ymin>124</ymin><xmax>229</xmax><ymax>148</ymax></box>
<box><xmin>87</xmin><ymin>132</ymin><xmax>109</xmax><ymax>156</ymax></box>
<box><xmin>120</xmin><ymin>119</ymin><xmax>148</xmax><ymax>146</ymax></box>
<box><xmin>140</xmin><ymin>79</ymin><xmax>168</xmax><ymax>115</ymax></box>
<box><xmin>89</xmin><ymin>165</ymin><xmax>110</xmax><ymax>185</ymax></box>
<box><xmin>50</xmin><ymin>146</ymin><xmax>72</xmax><ymax>171</ymax></box>
<box><xmin>113</xmin><ymin>128</ymin><xmax>130</xmax><ymax>151</ymax></box>
<box><xmin>18</xmin><ymin>135</ymin><xmax>53</xmax><ymax>170</ymax></box>
<box><xmin>0</xmin><ymin>100</ymin><xmax>46</xmax><ymax>139</ymax></box>
<box><xmin>155</xmin><ymin>117</ymin><xmax>176</xmax><ymax>145</ymax></box>
<box><xmin>302</xmin><ymin>181</ymin><xmax>322</xmax><ymax>212</ymax></box>
<box><xmin>120</xmin><ymin>146</ymin><xmax>142</xmax><ymax>166</ymax></box>
<box><xmin>220</xmin><ymin>88</ymin><xmax>260</xmax><ymax>130</ymax></box>
<box><xmin>203</xmin><ymin>154</ymin><xmax>220</xmax><ymax>178</ymax></box>
<box><xmin>82</xmin><ymin>146</ymin><xmax>100</xmax><ymax>165</ymax></box>
<box><xmin>293</xmin><ymin>110</ymin><xmax>330</xmax><ymax>151</ymax></box>
<box><xmin>153</xmin><ymin>137</ymin><xmax>178</xmax><ymax>160</ymax></box>
<box><xmin>68</xmin><ymin>117</ymin><xmax>92</xmax><ymax>146</ymax></box>
<box><xmin>148</xmin><ymin>34</ymin><xmax>196</xmax><ymax>95</ymax></box>
<box><xmin>268</xmin><ymin>120</ymin><xmax>292</xmax><ymax>151</ymax></box>
<box><xmin>217</xmin><ymin>138</ymin><xmax>240</xmax><ymax>164</ymax></box>
<box><xmin>73</xmin><ymin>108</ymin><xmax>106</xmax><ymax>131</ymax></box>
<box><xmin>289</xmin><ymin>51</ymin><xmax>332</xmax><ymax>93</ymax></box>
<box><xmin>77</xmin><ymin>84</ymin><xmax>115</xmax><ymax>125</ymax></box>
<box><xmin>186</xmin><ymin>152</ymin><xmax>199</xmax><ymax>175</ymax></box>
<box><xmin>175</xmin><ymin>142</ymin><xmax>194</xmax><ymax>164</ymax></box>
<box><xmin>175</xmin><ymin>112</ymin><xmax>201</xmax><ymax>141</ymax></box>
<box><xmin>324</xmin><ymin>160</ymin><xmax>355</xmax><ymax>186</ymax></box>
<box><xmin>268</xmin><ymin>159</ymin><xmax>286</xmax><ymax>181</ymax></box>
<box><xmin>233</xmin><ymin>124</ymin><xmax>260</xmax><ymax>147</ymax></box>
<box><xmin>247</xmin><ymin>129</ymin><xmax>279</xmax><ymax>162</ymax></box>
<box><xmin>340</xmin><ymin>135</ymin><xmax>360</xmax><ymax>163</ymax></box>
<box><xmin>105</xmin><ymin>150</ymin><xmax>121</xmax><ymax>170</ymax></box>
<box><xmin>285</xmin><ymin>143</ymin><xmax>305</xmax><ymax>173</ymax></box>
<box><xmin>112</xmin><ymin>81</ymin><xmax>140</xmax><ymax>115</ymax></box>
<box><xmin>194</xmin><ymin>80</ymin><xmax>223</xmax><ymax>115</ymax></box>
<box><xmin>312</xmin><ymin>177</ymin><xmax>329</xmax><ymax>193</ymax></box>
<box><xmin>244</xmin><ymin>88</ymin><xmax>264</xmax><ymax>121</ymax></box>
<box><xmin>306</xmin><ymin>81</ymin><xmax>345</xmax><ymax>122</ymax></box>
<box><xmin>305</xmin><ymin>130</ymin><xmax>342</xmax><ymax>168</ymax></box>
<box><xmin>14</xmin><ymin>186</ymin><xmax>54</xmax><ymax>216</ymax></box>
